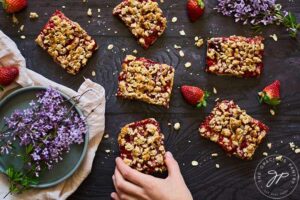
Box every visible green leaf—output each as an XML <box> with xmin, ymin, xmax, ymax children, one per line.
<box><xmin>25</xmin><ymin>144</ymin><xmax>33</xmax><ymax>155</ymax></box>
<box><xmin>281</xmin><ymin>11</ymin><xmax>300</xmax><ymax>37</ymax></box>
<box><xmin>197</xmin><ymin>0</ymin><xmax>205</xmax><ymax>9</ymax></box>
<box><xmin>0</xmin><ymin>85</ymin><xmax>3</xmax><ymax>91</ymax></box>
<box><xmin>6</xmin><ymin>167</ymin><xmax>14</xmax><ymax>178</ymax></box>
<box><xmin>0</xmin><ymin>0</ymin><xmax>7</xmax><ymax>10</ymax></box>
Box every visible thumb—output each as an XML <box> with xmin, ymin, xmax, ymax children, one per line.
<box><xmin>165</xmin><ymin>152</ymin><xmax>181</xmax><ymax>178</ymax></box>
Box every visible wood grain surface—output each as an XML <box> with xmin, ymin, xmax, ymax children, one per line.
<box><xmin>1</xmin><ymin>0</ymin><xmax>300</xmax><ymax>200</ymax></box>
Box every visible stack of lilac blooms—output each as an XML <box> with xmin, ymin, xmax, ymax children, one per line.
<box><xmin>1</xmin><ymin>88</ymin><xmax>87</xmax><ymax>177</ymax></box>
<box><xmin>215</xmin><ymin>0</ymin><xmax>282</xmax><ymax>25</ymax></box>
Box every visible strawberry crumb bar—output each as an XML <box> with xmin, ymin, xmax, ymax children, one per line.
<box><xmin>199</xmin><ymin>100</ymin><xmax>269</xmax><ymax>159</ymax></box>
<box><xmin>206</xmin><ymin>36</ymin><xmax>264</xmax><ymax>77</ymax></box>
<box><xmin>118</xmin><ymin>118</ymin><xmax>167</xmax><ymax>174</ymax></box>
<box><xmin>117</xmin><ymin>55</ymin><xmax>175</xmax><ymax>108</ymax></box>
<box><xmin>35</xmin><ymin>10</ymin><xmax>98</xmax><ymax>75</ymax></box>
<box><xmin>113</xmin><ymin>0</ymin><xmax>167</xmax><ymax>49</ymax></box>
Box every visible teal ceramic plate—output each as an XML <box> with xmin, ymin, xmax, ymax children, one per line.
<box><xmin>0</xmin><ymin>86</ymin><xmax>89</xmax><ymax>188</ymax></box>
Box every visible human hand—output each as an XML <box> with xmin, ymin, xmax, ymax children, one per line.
<box><xmin>111</xmin><ymin>152</ymin><xmax>193</xmax><ymax>200</ymax></box>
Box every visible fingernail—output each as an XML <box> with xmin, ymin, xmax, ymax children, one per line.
<box><xmin>111</xmin><ymin>193</ymin><xmax>115</xmax><ymax>198</ymax></box>
<box><xmin>166</xmin><ymin>151</ymin><xmax>173</xmax><ymax>158</ymax></box>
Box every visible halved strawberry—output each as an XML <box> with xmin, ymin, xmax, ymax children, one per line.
<box><xmin>258</xmin><ymin>80</ymin><xmax>281</xmax><ymax>106</ymax></box>
<box><xmin>181</xmin><ymin>85</ymin><xmax>209</xmax><ymax>108</ymax></box>
<box><xmin>187</xmin><ymin>0</ymin><xmax>205</xmax><ymax>22</ymax></box>
<box><xmin>0</xmin><ymin>66</ymin><xmax>19</xmax><ymax>91</ymax></box>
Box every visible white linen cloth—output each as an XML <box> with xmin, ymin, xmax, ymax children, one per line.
<box><xmin>0</xmin><ymin>30</ymin><xmax>106</xmax><ymax>200</ymax></box>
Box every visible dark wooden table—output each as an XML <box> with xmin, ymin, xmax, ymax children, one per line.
<box><xmin>1</xmin><ymin>0</ymin><xmax>300</xmax><ymax>199</ymax></box>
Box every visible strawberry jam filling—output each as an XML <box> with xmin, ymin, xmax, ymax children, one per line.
<box><xmin>117</xmin><ymin>55</ymin><xmax>175</xmax><ymax>107</ymax></box>
<box><xmin>118</xmin><ymin>118</ymin><xmax>167</xmax><ymax>174</ymax></box>
<box><xmin>206</xmin><ymin>36</ymin><xmax>264</xmax><ymax>77</ymax></box>
<box><xmin>199</xmin><ymin>100</ymin><xmax>269</xmax><ymax>159</ymax></box>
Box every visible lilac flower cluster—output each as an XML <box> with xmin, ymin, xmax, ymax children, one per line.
<box><xmin>0</xmin><ymin>88</ymin><xmax>87</xmax><ymax>177</ymax></box>
<box><xmin>215</xmin><ymin>0</ymin><xmax>281</xmax><ymax>25</ymax></box>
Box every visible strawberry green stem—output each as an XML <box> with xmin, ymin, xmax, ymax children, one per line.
<box><xmin>197</xmin><ymin>0</ymin><xmax>205</xmax><ymax>9</ymax></box>
<box><xmin>0</xmin><ymin>0</ymin><xmax>7</xmax><ymax>9</ymax></box>
<box><xmin>196</xmin><ymin>91</ymin><xmax>210</xmax><ymax>108</ymax></box>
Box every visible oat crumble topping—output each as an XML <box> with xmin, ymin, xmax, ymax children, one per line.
<box><xmin>206</xmin><ymin>36</ymin><xmax>264</xmax><ymax>77</ymax></box>
<box><xmin>117</xmin><ymin>55</ymin><xmax>175</xmax><ymax>108</ymax></box>
<box><xmin>199</xmin><ymin>100</ymin><xmax>269</xmax><ymax>159</ymax></box>
<box><xmin>35</xmin><ymin>10</ymin><xmax>98</xmax><ymax>75</ymax></box>
<box><xmin>113</xmin><ymin>0</ymin><xmax>167</xmax><ymax>49</ymax></box>
<box><xmin>118</xmin><ymin>118</ymin><xmax>167</xmax><ymax>173</ymax></box>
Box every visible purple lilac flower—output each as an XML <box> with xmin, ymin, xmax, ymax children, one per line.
<box><xmin>215</xmin><ymin>0</ymin><xmax>282</xmax><ymax>26</ymax></box>
<box><xmin>0</xmin><ymin>87</ymin><xmax>87</xmax><ymax>176</ymax></box>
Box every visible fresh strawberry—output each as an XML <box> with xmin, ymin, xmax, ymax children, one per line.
<box><xmin>187</xmin><ymin>0</ymin><xmax>205</xmax><ymax>22</ymax></box>
<box><xmin>0</xmin><ymin>66</ymin><xmax>19</xmax><ymax>91</ymax></box>
<box><xmin>258</xmin><ymin>80</ymin><xmax>281</xmax><ymax>106</ymax></box>
<box><xmin>181</xmin><ymin>85</ymin><xmax>209</xmax><ymax>108</ymax></box>
<box><xmin>0</xmin><ymin>0</ymin><xmax>27</xmax><ymax>14</ymax></box>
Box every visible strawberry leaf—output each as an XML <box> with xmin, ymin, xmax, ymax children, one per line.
<box><xmin>262</xmin><ymin>94</ymin><xmax>281</xmax><ymax>106</ymax></box>
<box><xmin>197</xmin><ymin>0</ymin><xmax>205</xmax><ymax>9</ymax></box>
<box><xmin>196</xmin><ymin>91</ymin><xmax>209</xmax><ymax>108</ymax></box>
<box><xmin>0</xmin><ymin>0</ymin><xmax>8</xmax><ymax>9</ymax></box>
<box><xmin>0</xmin><ymin>85</ymin><xmax>4</xmax><ymax>91</ymax></box>
<box><xmin>196</xmin><ymin>100</ymin><xmax>207</xmax><ymax>108</ymax></box>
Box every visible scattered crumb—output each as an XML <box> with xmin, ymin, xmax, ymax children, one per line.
<box><xmin>275</xmin><ymin>155</ymin><xmax>283</xmax><ymax>162</ymax></box>
<box><xmin>174</xmin><ymin>44</ymin><xmax>181</xmax><ymax>49</ymax></box>
<box><xmin>122</xmin><ymin>48</ymin><xmax>126</xmax><ymax>52</ymax></box>
<box><xmin>263</xmin><ymin>152</ymin><xmax>268</xmax><ymax>156</ymax></box>
<box><xmin>179</xmin><ymin>30</ymin><xmax>186</xmax><ymax>36</ymax></box>
<box><xmin>20</xmin><ymin>35</ymin><xmax>26</xmax><ymax>39</ymax></box>
<box><xmin>104</xmin><ymin>134</ymin><xmax>109</xmax><ymax>139</ymax></box>
<box><xmin>92</xmin><ymin>71</ymin><xmax>96</xmax><ymax>76</ymax></box>
<box><xmin>171</xmin><ymin>17</ymin><xmax>177</xmax><ymax>23</ymax></box>
<box><xmin>107</xmin><ymin>44</ymin><xmax>114</xmax><ymax>50</ymax></box>
<box><xmin>82</xmin><ymin>0</ymin><xmax>87</xmax><ymax>2</ymax></box>
<box><xmin>174</xmin><ymin>122</ymin><xmax>181</xmax><ymax>130</ymax></box>
<box><xmin>270</xmin><ymin>109</ymin><xmax>275</xmax><ymax>116</ymax></box>
<box><xmin>179</xmin><ymin>50</ymin><xmax>185</xmax><ymax>57</ymax></box>
<box><xmin>195</xmin><ymin>38</ymin><xmax>204</xmax><ymax>47</ymax></box>
<box><xmin>105</xmin><ymin>149</ymin><xmax>111</xmax><ymax>153</ymax></box>
<box><xmin>215</xmin><ymin>98</ymin><xmax>220</xmax><ymax>102</ymax></box>
<box><xmin>267</xmin><ymin>143</ymin><xmax>272</xmax><ymax>149</ymax></box>
<box><xmin>270</xmin><ymin>34</ymin><xmax>278</xmax><ymax>41</ymax></box>
<box><xmin>213</xmin><ymin>87</ymin><xmax>217</xmax><ymax>94</ymax></box>
<box><xmin>289</xmin><ymin>142</ymin><xmax>295</xmax><ymax>149</ymax></box>
<box><xmin>289</xmin><ymin>142</ymin><xmax>300</xmax><ymax>154</ymax></box>
<box><xmin>211</xmin><ymin>153</ymin><xmax>218</xmax><ymax>157</ymax></box>
<box><xmin>12</xmin><ymin>14</ymin><xmax>19</xmax><ymax>24</ymax></box>
<box><xmin>19</xmin><ymin>25</ymin><xmax>24</xmax><ymax>32</ymax></box>
<box><xmin>191</xmin><ymin>160</ymin><xmax>199</xmax><ymax>166</ymax></box>
<box><xmin>167</xmin><ymin>122</ymin><xmax>172</xmax><ymax>126</ymax></box>
<box><xmin>132</xmin><ymin>49</ymin><xmax>138</xmax><ymax>54</ymax></box>
<box><xmin>160</xmin><ymin>0</ymin><xmax>164</xmax><ymax>3</ymax></box>
<box><xmin>87</xmin><ymin>8</ymin><xmax>92</xmax><ymax>17</ymax></box>
<box><xmin>98</xmin><ymin>8</ymin><xmax>101</xmax><ymax>13</ymax></box>
<box><xmin>185</xmin><ymin>62</ymin><xmax>192</xmax><ymax>68</ymax></box>
<box><xmin>215</xmin><ymin>164</ymin><xmax>220</xmax><ymax>168</ymax></box>
<box><xmin>62</xmin><ymin>5</ymin><xmax>66</xmax><ymax>9</ymax></box>
<box><xmin>29</xmin><ymin>12</ymin><xmax>39</xmax><ymax>19</ymax></box>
